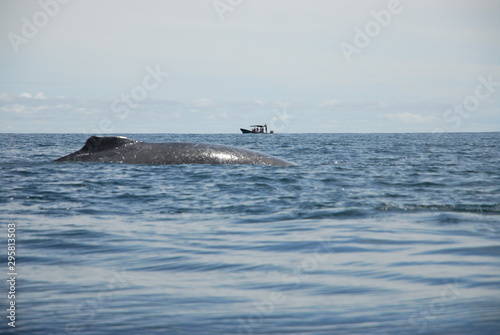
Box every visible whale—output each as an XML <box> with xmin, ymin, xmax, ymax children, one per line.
<box><xmin>54</xmin><ymin>136</ymin><xmax>296</xmax><ymax>167</ymax></box>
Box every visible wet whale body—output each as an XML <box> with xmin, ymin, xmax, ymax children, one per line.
<box><xmin>54</xmin><ymin>136</ymin><xmax>296</xmax><ymax>167</ymax></box>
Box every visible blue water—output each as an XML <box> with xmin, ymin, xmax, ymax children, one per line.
<box><xmin>1</xmin><ymin>133</ymin><xmax>499</xmax><ymax>335</ymax></box>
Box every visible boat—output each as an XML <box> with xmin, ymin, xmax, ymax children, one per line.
<box><xmin>240</xmin><ymin>124</ymin><xmax>274</xmax><ymax>134</ymax></box>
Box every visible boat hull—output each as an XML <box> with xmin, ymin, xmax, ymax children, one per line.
<box><xmin>240</xmin><ymin>128</ymin><xmax>271</xmax><ymax>134</ymax></box>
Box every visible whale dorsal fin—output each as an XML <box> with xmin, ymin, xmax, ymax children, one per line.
<box><xmin>81</xmin><ymin>136</ymin><xmax>138</xmax><ymax>153</ymax></box>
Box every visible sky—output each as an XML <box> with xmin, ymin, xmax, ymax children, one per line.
<box><xmin>0</xmin><ymin>0</ymin><xmax>499</xmax><ymax>133</ymax></box>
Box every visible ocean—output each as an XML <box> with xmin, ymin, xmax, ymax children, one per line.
<box><xmin>1</xmin><ymin>132</ymin><xmax>499</xmax><ymax>335</ymax></box>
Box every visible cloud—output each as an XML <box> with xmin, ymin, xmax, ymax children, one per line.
<box><xmin>191</xmin><ymin>98</ymin><xmax>214</xmax><ymax>107</ymax></box>
<box><xmin>18</xmin><ymin>92</ymin><xmax>48</xmax><ymax>100</ymax></box>
<box><xmin>0</xmin><ymin>93</ymin><xmax>12</xmax><ymax>102</ymax></box>
<box><xmin>370</xmin><ymin>101</ymin><xmax>389</xmax><ymax>110</ymax></box>
<box><xmin>0</xmin><ymin>104</ymin><xmax>27</xmax><ymax>114</ymax></box>
<box><xmin>34</xmin><ymin>92</ymin><xmax>48</xmax><ymax>100</ymax></box>
<box><xmin>319</xmin><ymin>99</ymin><xmax>341</xmax><ymax>109</ymax></box>
<box><xmin>385</xmin><ymin>112</ymin><xmax>438</xmax><ymax>124</ymax></box>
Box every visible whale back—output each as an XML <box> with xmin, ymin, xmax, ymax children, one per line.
<box><xmin>54</xmin><ymin>136</ymin><xmax>296</xmax><ymax>166</ymax></box>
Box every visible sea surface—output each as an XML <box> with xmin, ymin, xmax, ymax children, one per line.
<box><xmin>1</xmin><ymin>132</ymin><xmax>499</xmax><ymax>335</ymax></box>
